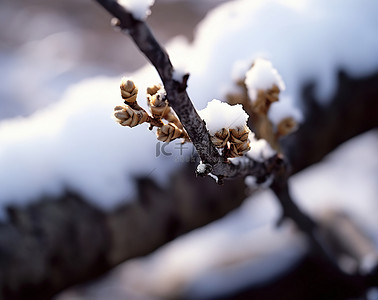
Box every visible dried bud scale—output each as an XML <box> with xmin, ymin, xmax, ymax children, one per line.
<box><xmin>114</xmin><ymin>105</ymin><xmax>148</xmax><ymax>127</ymax></box>
<box><xmin>211</xmin><ymin>128</ymin><xmax>230</xmax><ymax>148</ymax></box>
<box><xmin>157</xmin><ymin>123</ymin><xmax>186</xmax><ymax>142</ymax></box>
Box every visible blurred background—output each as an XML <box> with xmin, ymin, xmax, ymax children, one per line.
<box><xmin>0</xmin><ymin>0</ymin><xmax>377</xmax><ymax>299</ymax></box>
<box><xmin>0</xmin><ymin>0</ymin><xmax>225</xmax><ymax>120</ymax></box>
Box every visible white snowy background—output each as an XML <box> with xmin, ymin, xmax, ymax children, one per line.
<box><xmin>0</xmin><ymin>0</ymin><xmax>377</xmax><ymax>299</ymax></box>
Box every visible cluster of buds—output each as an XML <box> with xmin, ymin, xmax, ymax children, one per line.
<box><xmin>113</xmin><ymin>60</ymin><xmax>294</xmax><ymax>162</ymax></box>
<box><xmin>114</xmin><ymin>79</ymin><xmax>149</xmax><ymax>127</ymax></box>
<box><xmin>199</xmin><ymin>99</ymin><xmax>251</xmax><ymax>159</ymax></box>
<box><xmin>114</xmin><ymin>78</ymin><xmax>189</xmax><ymax>143</ymax></box>
<box><xmin>146</xmin><ymin>84</ymin><xmax>189</xmax><ymax>142</ymax></box>
<box><xmin>226</xmin><ymin>58</ymin><xmax>299</xmax><ymax>150</ymax></box>
<box><xmin>210</xmin><ymin>126</ymin><xmax>251</xmax><ymax>158</ymax></box>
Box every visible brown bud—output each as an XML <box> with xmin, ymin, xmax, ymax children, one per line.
<box><xmin>147</xmin><ymin>85</ymin><xmax>170</xmax><ymax>119</ymax></box>
<box><xmin>157</xmin><ymin>123</ymin><xmax>185</xmax><ymax>142</ymax></box>
<box><xmin>114</xmin><ymin>105</ymin><xmax>148</xmax><ymax>127</ymax></box>
<box><xmin>210</xmin><ymin>128</ymin><xmax>230</xmax><ymax>148</ymax></box>
<box><xmin>149</xmin><ymin>102</ymin><xmax>170</xmax><ymax>119</ymax></box>
<box><xmin>229</xmin><ymin>126</ymin><xmax>250</xmax><ymax>144</ymax></box>
<box><xmin>120</xmin><ymin>78</ymin><xmax>138</xmax><ymax>103</ymax></box>
<box><xmin>227</xmin><ymin>141</ymin><xmax>251</xmax><ymax>158</ymax></box>
<box><xmin>276</xmin><ymin>117</ymin><xmax>298</xmax><ymax>137</ymax></box>
<box><xmin>227</xmin><ymin>125</ymin><xmax>251</xmax><ymax>157</ymax></box>
<box><xmin>146</xmin><ymin>84</ymin><xmax>161</xmax><ymax>96</ymax></box>
<box><xmin>252</xmin><ymin>84</ymin><xmax>280</xmax><ymax>115</ymax></box>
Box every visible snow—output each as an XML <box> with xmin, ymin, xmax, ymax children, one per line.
<box><xmin>196</xmin><ymin>162</ymin><xmax>207</xmax><ymax>174</ymax></box>
<box><xmin>230</xmin><ymin>59</ymin><xmax>251</xmax><ymax>83</ymax></box>
<box><xmin>107</xmin><ymin>190</ymin><xmax>305</xmax><ymax>299</ymax></box>
<box><xmin>290</xmin><ymin>130</ymin><xmax>378</xmax><ymax>247</ymax></box>
<box><xmin>67</xmin><ymin>130</ymin><xmax>378</xmax><ymax>300</ymax></box>
<box><xmin>198</xmin><ymin>99</ymin><xmax>249</xmax><ymax>134</ymax></box>
<box><xmin>247</xmin><ymin>137</ymin><xmax>276</xmax><ymax>162</ymax></box>
<box><xmin>1</xmin><ymin>0</ymin><xmax>378</xmax><ymax>212</ymax></box>
<box><xmin>207</xmin><ymin>173</ymin><xmax>219</xmax><ymax>184</ymax></box>
<box><xmin>172</xmin><ymin>66</ymin><xmax>188</xmax><ymax>82</ymax></box>
<box><xmin>117</xmin><ymin>0</ymin><xmax>155</xmax><ymax>20</ymax></box>
<box><xmin>0</xmin><ymin>66</ymin><xmax>186</xmax><ymax>213</ymax></box>
<box><xmin>268</xmin><ymin>95</ymin><xmax>303</xmax><ymax>126</ymax></box>
<box><xmin>243</xmin><ymin>135</ymin><xmax>276</xmax><ymax>189</ymax></box>
<box><xmin>181</xmin><ymin>0</ymin><xmax>378</xmax><ymax>111</ymax></box>
<box><xmin>244</xmin><ymin>58</ymin><xmax>285</xmax><ymax>102</ymax></box>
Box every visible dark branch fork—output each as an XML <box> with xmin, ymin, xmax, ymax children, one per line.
<box><xmin>94</xmin><ymin>0</ymin><xmax>377</xmax><ymax>294</ymax></box>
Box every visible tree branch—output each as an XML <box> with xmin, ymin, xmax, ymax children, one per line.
<box><xmin>94</xmin><ymin>0</ymin><xmax>283</xmax><ymax>181</ymax></box>
<box><xmin>1</xmin><ymin>2</ymin><xmax>375</xmax><ymax>299</ymax></box>
<box><xmin>93</xmin><ymin>1</ymin><xmax>378</xmax><ymax>295</ymax></box>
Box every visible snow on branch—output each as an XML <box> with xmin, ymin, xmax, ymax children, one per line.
<box><xmin>117</xmin><ymin>0</ymin><xmax>155</xmax><ymax>20</ymax></box>
<box><xmin>199</xmin><ymin>100</ymin><xmax>251</xmax><ymax>158</ymax></box>
<box><xmin>94</xmin><ymin>0</ymin><xmax>285</xmax><ymax>183</ymax></box>
<box><xmin>93</xmin><ymin>1</ymin><xmax>378</xmax><ymax>293</ymax></box>
<box><xmin>227</xmin><ymin>59</ymin><xmax>299</xmax><ymax>151</ymax></box>
<box><xmin>245</xmin><ymin>58</ymin><xmax>285</xmax><ymax>103</ymax></box>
